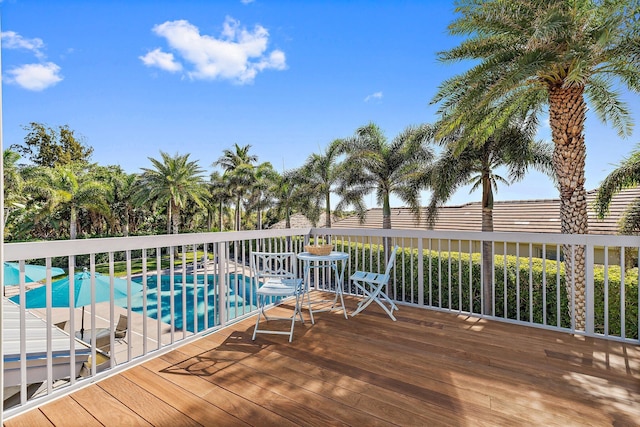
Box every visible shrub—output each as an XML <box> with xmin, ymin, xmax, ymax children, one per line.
<box><xmin>336</xmin><ymin>241</ymin><xmax>638</xmax><ymax>339</ymax></box>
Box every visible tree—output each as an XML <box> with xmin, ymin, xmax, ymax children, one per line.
<box><xmin>3</xmin><ymin>150</ymin><xmax>26</xmax><ymax>240</ymax></box>
<box><xmin>246</xmin><ymin>162</ymin><xmax>277</xmax><ymax>230</ymax></box>
<box><xmin>300</xmin><ymin>139</ymin><xmax>367</xmax><ymax>228</ymax></box>
<box><xmin>215</xmin><ymin>143</ymin><xmax>258</xmax><ymax>231</ymax></box>
<box><xmin>94</xmin><ymin>165</ymin><xmax>139</xmax><ymax>236</ymax></box>
<box><xmin>595</xmin><ymin>144</ymin><xmax>640</xmax><ymax>235</ymax></box>
<box><xmin>4</xmin><ymin>150</ymin><xmax>24</xmax><ymax>209</ymax></box>
<box><xmin>343</xmin><ymin>122</ymin><xmax>433</xmax><ymax>230</ymax></box>
<box><xmin>209</xmin><ymin>171</ymin><xmax>233</xmax><ymax>231</ymax></box>
<box><xmin>432</xmin><ymin>0</ymin><xmax>640</xmax><ymax>329</ymax></box>
<box><xmin>12</xmin><ymin>122</ymin><xmax>94</xmax><ymax>167</ymax></box>
<box><xmin>427</xmin><ymin>115</ymin><xmax>554</xmax><ymax>314</ymax></box>
<box><xmin>24</xmin><ymin>163</ymin><xmax>111</xmax><ymax>239</ymax></box>
<box><xmin>269</xmin><ymin>169</ymin><xmax>310</xmax><ymax>229</ymax></box>
<box><xmin>134</xmin><ymin>151</ymin><xmax>207</xmax><ymax>235</ymax></box>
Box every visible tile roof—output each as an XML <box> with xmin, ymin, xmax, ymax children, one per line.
<box><xmin>330</xmin><ymin>187</ymin><xmax>640</xmax><ymax>235</ymax></box>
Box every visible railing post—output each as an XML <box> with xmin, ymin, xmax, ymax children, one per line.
<box><xmin>418</xmin><ymin>239</ymin><xmax>424</xmax><ymax>306</ymax></box>
<box><xmin>218</xmin><ymin>241</ymin><xmax>227</xmax><ymax>327</ymax></box>
<box><xmin>585</xmin><ymin>237</ymin><xmax>595</xmax><ymax>336</ymax></box>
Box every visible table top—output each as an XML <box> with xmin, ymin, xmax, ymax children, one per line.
<box><xmin>75</xmin><ymin>327</ymin><xmax>110</xmax><ymax>343</ymax></box>
<box><xmin>297</xmin><ymin>251</ymin><xmax>349</xmax><ymax>261</ymax></box>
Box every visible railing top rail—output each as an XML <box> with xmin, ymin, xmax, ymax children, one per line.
<box><xmin>313</xmin><ymin>227</ymin><xmax>640</xmax><ymax>246</ymax></box>
<box><xmin>4</xmin><ymin>228</ymin><xmax>312</xmax><ymax>260</ymax></box>
<box><xmin>5</xmin><ymin>226</ymin><xmax>638</xmax><ymax>261</ymax></box>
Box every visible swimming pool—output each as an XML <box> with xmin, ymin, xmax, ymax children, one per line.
<box><xmin>129</xmin><ymin>274</ymin><xmax>257</xmax><ymax>333</ymax></box>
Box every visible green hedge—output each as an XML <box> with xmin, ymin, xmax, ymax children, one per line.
<box><xmin>335</xmin><ymin>241</ymin><xmax>638</xmax><ymax>340</ymax></box>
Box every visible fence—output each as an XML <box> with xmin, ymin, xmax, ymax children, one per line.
<box><xmin>2</xmin><ymin>227</ymin><xmax>638</xmax><ymax>419</ymax></box>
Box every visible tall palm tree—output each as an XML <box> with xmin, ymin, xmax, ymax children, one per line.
<box><xmin>594</xmin><ymin>144</ymin><xmax>640</xmax><ymax>235</ymax></box>
<box><xmin>343</xmin><ymin>122</ymin><xmax>433</xmax><ymax>230</ymax></box>
<box><xmin>24</xmin><ymin>163</ymin><xmax>111</xmax><ymax>239</ymax></box>
<box><xmin>91</xmin><ymin>165</ymin><xmax>138</xmax><ymax>236</ymax></box>
<box><xmin>216</xmin><ymin>143</ymin><xmax>258</xmax><ymax>172</ymax></box>
<box><xmin>427</xmin><ymin>115</ymin><xmax>554</xmax><ymax>314</ymax></box>
<box><xmin>269</xmin><ymin>168</ymin><xmax>310</xmax><ymax>229</ymax></box>
<box><xmin>215</xmin><ymin>143</ymin><xmax>258</xmax><ymax>231</ymax></box>
<box><xmin>301</xmin><ymin>139</ymin><xmax>367</xmax><ymax>228</ymax></box>
<box><xmin>247</xmin><ymin>162</ymin><xmax>277</xmax><ymax>230</ymax></box>
<box><xmin>134</xmin><ymin>151</ymin><xmax>207</xmax><ymax>235</ymax></box>
<box><xmin>209</xmin><ymin>171</ymin><xmax>233</xmax><ymax>231</ymax></box>
<box><xmin>432</xmin><ymin>0</ymin><xmax>640</xmax><ymax>329</ymax></box>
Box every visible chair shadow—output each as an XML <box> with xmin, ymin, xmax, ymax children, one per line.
<box><xmin>160</xmin><ymin>330</ymin><xmax>264</xmax><ymax>377</ymax></box>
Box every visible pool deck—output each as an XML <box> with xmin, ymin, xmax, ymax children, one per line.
<box><xmin>3</xmin><ymin>261</ymin><xmax>243</xmax><ymax>365</ymax></box>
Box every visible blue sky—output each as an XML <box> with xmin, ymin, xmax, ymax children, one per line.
<box><xmin>1</xmin><ymin>0</ymin><xmax>639</xmax><ymax>208</ymax></box>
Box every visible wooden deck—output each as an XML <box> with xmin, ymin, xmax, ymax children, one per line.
<box><xmin>5</xmin><ymin>293</ymin><xmax>640</xmax><ymax>426</ymax></box>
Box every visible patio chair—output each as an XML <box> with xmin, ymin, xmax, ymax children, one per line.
<box><xmin>114</xmin><ymin>314</ymin><xmax>128</xmax><ymax>344</ymax></box>
<box><xmin>251</xmin><ymin>251</ymin><xmax>305</xmax><ymax>342</ymax></box>
<box><xmin>350</xmin><ymin>245</ymin><xmax>400</xmax><ymax>321</ymax></box>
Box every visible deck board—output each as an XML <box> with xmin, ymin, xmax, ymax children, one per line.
<box><xmin>5</xmin><ymin>293</ymin><xmax>640</xmax><ymax>426</ymax></box>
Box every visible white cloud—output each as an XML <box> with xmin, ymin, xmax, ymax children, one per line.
<box><xmin>1</xmin><ymin>31</ymin><xmax>45</xmax><ymax>59</ymax></box>
<box><xmin>142</xmin><ymin>17</ymin><xmax>286</xmax><ymax>84</ymax></box>
<box><xmin>6</xmin><ymin>62</ymin><xmax>63</xmax><ymax>91</ymax></box>
<box><xmin>240</xmin><ymin>0</ymin><xmax>255</xmax><ymax>4</ymax></box>
<box><xmin>139</xmin><ymin>48</ymin><xmax>183</xmax><ymax>72</ymax></box>
<box><xmin>364</xmin><ymin>91</ymin><xmax>383</xmax><ymax>102</ymax></box>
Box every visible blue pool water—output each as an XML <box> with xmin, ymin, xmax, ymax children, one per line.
<box><xmin>129</xmin><ymin>274</ymin><xmax>257</xmax><ymax>333</ymax></box>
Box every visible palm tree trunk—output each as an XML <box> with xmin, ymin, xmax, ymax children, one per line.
<box><xmin>166</xmin><ymin>200</ymin><xmax>172</xmax><ymax>235</ymax></box>
<box><xmin>70</xmin><ymin>205</ymin><xmax>77</xmax><ymax>240</ymax></box>
<box><xmin>325</xmin><ymin>192</ymin><xmax>332</xmax><ymax>228</ymax></box>
<box><xmin>124</xmin><ymin>209</ymin><xmax>130</xmax><ymax>237</ymax></box>
<box><xmin>382</xmin><ymin>193</ymin><xmax>391</xmax><ymax>230</ymax></box>
<box><xmin>382</xmin><ymin>194</ymin><xmax>392</xmax><ymax>269</ymax></box>
<box><xmin>235</xmin><ymin>196</ymin><xmax>242</xmax><ymax>231</ymax></box>
<box><xmin>549</xmin><ymin>85</ymin><xmax>588</xmax><ymax>330</ymax></box>
<box><xmin>481</xmin><ymin>173</ymin><xmax>494</xmax><ymax>316</ymax></box>
<box><xmin>171</xmin><ymin>203</ymin><xmax>180</xmax><ymax>235</ymax></box>
<box><xmin>218</xmin><ymin>201</ymin><xmax>224</xmax><ymax>231</ymax></box>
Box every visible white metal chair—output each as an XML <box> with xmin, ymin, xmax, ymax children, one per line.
<box><xmin>251</xmin><ymin>251</ymin><xmax>305</xmax><ymax>342</ymax></box>
<box><xmin>350</xmin><ymin>245</ymin><xmax>400</xmax><ymax>320</ymax></box>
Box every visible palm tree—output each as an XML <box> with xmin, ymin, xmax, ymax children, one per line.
<box><xmin>432</xmin><ymin>0</ymin><xmax>640</xmax><ymax>329</ymax></box>
<box><xmin>4</xmin><ymin>149</ymin><xmax>24</xmax><ymax>209</ymax></box>
<box><xmin>343</xmin><ymin>122</ymin><xmax>433</xmax><ymax>230</ymax></box>
<box><xmin>134</xmin><ymin>151</ymin><xmax>207</xmax><ymax>235</ymax></box>
<box><xmin>24</xmin><ymin>163</ymin><xmax>111</xmax><ymax>239</ymax></box>
<box><xmin>216</xmin><ymin>143</ymin><xmax>258</xmax><ymax>172</ymax></box>
<box><xmin>4</xmin><ymin>150</ymin><xmax>26</xmax><ymax>240</ymax></box>
<box><xmin>215</xmin><ymin>144</ymin><xmax>258</xmax><ymax>231</ymax></box>
<box><xmin>427</xmin><ymin>116</ymin><xmax>554</xmax><ymax>314</ymax></box>
<box><xmin>91</xmin><ymin>165</ymin><xmax>138</xmax><ymax>236</ymax></box>
<box><xmin>269</xmin><ymin>168</ymin><xmax>310</xmax><ymax>229</ymax></box>
<box><xmin>247</xmin><ymin>162</ymin><xmax>277</xmax><ymax>230</ymax></box>
<box><xmin>209</xmin><ymin>171</ymin><xmax>233</xmax><ymax>231</ymax></box>
<box><xmin>301</xmin><ymin>139</ymin><xmax>367</xmax><ymax>228</ymax></box>
<box><xmin>594</xmin><ymin>144</ymin><xmax>640</xmax><ymax>235</ymax></box>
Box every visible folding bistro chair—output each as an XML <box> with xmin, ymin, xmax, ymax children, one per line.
<box><xmin>251</xmin><ymin>251</ymin><xmax>305</xmax><ymax>342</ymax></box>
<box><xmin>350</xmin><ymin>245</ymin><xmax>400</xmax><ymax>320</ymax></box>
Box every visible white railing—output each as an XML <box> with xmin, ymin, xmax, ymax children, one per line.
<box><xmin>2</xmin><ymin>227</ymin><xmax>638</xmax><ymax>418</ymax></box>
<box><xmin>312</xmin><ymin>228</ymin><xmax>639</xmax><ymax>343</ymax></box>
